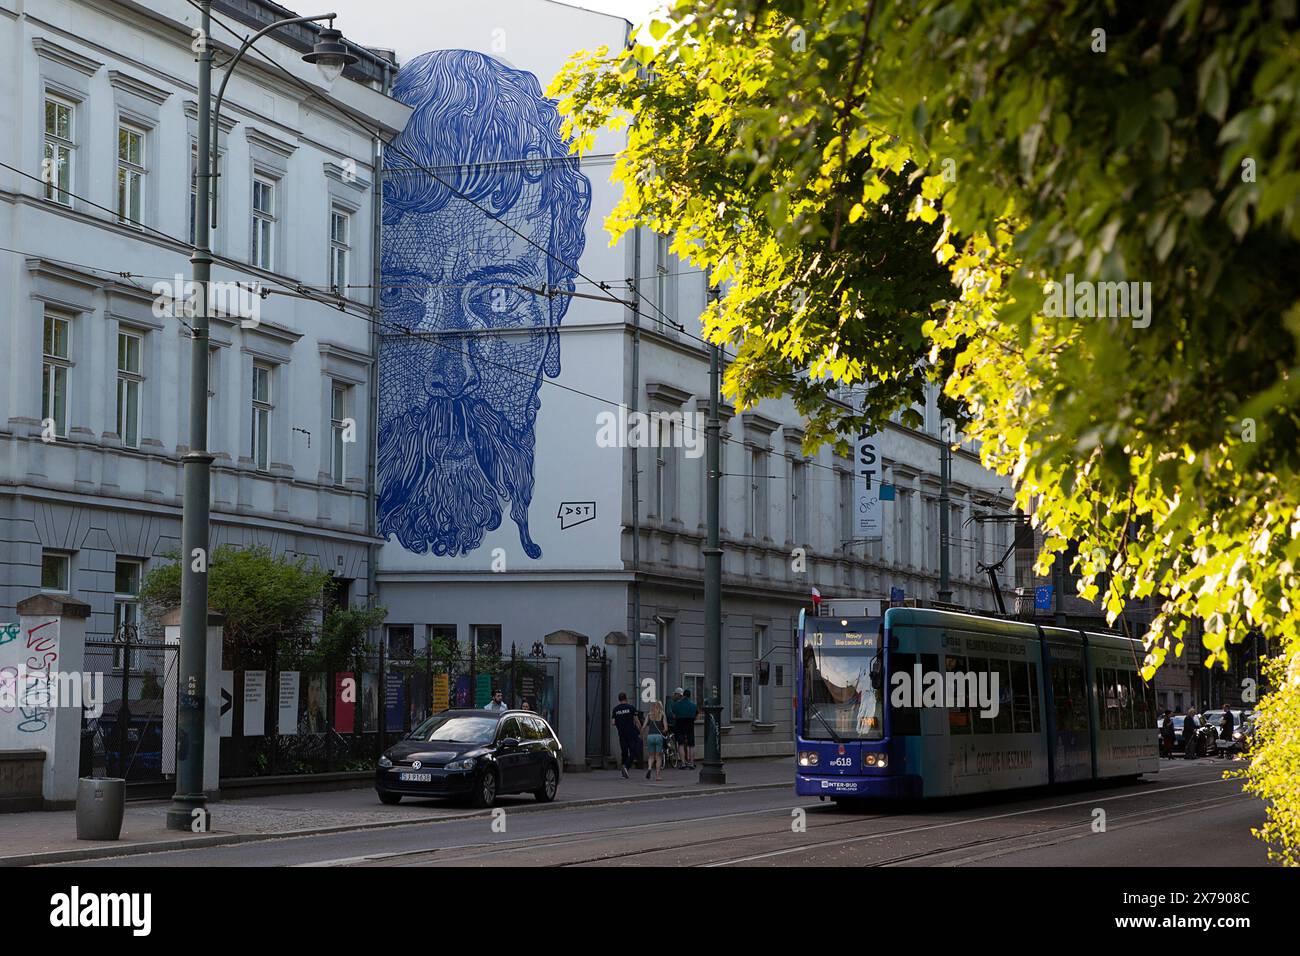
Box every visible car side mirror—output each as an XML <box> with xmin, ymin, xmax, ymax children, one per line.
<box><xmin>499</xmin><ymin>737</ymin><xmax>520</xmax><ymax>749</ymax></box>
<box><xmin>869</xmin><ymin>655</ymin><xmax>883</xmax><ymax>691</ymax></box>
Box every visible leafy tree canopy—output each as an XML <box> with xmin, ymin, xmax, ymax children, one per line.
<box><xmin>552</xmin><ymin>0</ymin><xmax>1300</xmax><ymax>861</ymax></box>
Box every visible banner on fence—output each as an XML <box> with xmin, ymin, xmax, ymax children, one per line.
<box><xmin>433</xmin><ymin>673</ymin><xmax>450</xmax><ymax>713</ymax></box>
<box><xmin>334</xmin><ymin>672</ymin><xmax>355</xmax><ymax>733</ymax></box>
<box><xmin>361</xmin><ymin>672</ymin><xmax>379</xmax><ymax>733</ymax></box>
<box><xmin>474</xmin><ymin>673</ymin><xmax>492</xmax><ymax>708</ymax></box>
<box><xmin>385</xmin><ymin>672</ymin><xmax>404</xmax><ymax>732</ymax></box>
<box><xmin>220</xmin><ymin>670</ymin><xmax>234</xmax><ymax>738</ymax></box>
<box><xmin>304</xmin><ymin>673</ymin><xmax>327</xmax><ymax>733</ymax></box>
<box><xmin>244</xmin><ymin>670</ymin><xmax>266</xmax><ymax>736</ymax></box>
<box><xmin>278</xmin><ymin>671</ymin><xmax>299</xmax><ymax>736</ymax></box>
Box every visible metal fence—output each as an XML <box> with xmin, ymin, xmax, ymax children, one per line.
<box><xmin>82</xmin><ymin>624</ymin><xmax>178</xmax><ymax>792</ymax></box>
<box><xmin>218</xmin><ymin>643</ymin><xmax>561</xmax><ymax>778</ymax></box>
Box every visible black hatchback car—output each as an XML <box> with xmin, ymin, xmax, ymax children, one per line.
<box><xmin>376</xmin><ymin>709</ymin><xmax>563</xmax><ymax>807</ymax></box>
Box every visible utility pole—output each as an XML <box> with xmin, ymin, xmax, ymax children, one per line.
<box><xmin>167</xmin><ymin>0</ymin><xmax>215</xmax><ymax>832</ymax></box>
<box><xmin>165</xmin><ymin>5</ymin><xmax>353</xmax><ymax>831</ymax></box>
<box><xmin>937</xmin><ymin>422</ymin><xmax>953</xmax><ymax>603</ymax></box>
<box><xmin>699</xmin><ymin>304</ymin><xmax>725</xmax><ymax>785</ymax></box>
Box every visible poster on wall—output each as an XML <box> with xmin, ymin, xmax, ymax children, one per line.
<box><xmin>243</xmin><ymin>670</ymin><xmax>266</xmax><ymax>736</ymax></box>
<box><xmin>854</xmin><ymin>430</ymin><xmax>884</xmax><ymax>540</ymax></box>
<box><xmin>334</xmin><ymin>672</ymin><xmax>355</xmax><ymax>733</ymax></box>
<box><xmin>278</xmin><ymin>671</ymin><xmax>300</xmax><ymax>736</ymax></box>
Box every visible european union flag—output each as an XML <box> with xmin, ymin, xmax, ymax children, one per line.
<box><xmin>1035</xmin><ymin>586</ymin><xmax>1054</xmax><ymax>610</ymax></box>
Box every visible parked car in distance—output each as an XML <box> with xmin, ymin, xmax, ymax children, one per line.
<box><xmin>1157</xmin><ymin>713</ymin><xmax>1218</xmax><ymax>757</ymax></box>
<box><xmin>1202</xmin><ymin>709</ymin><xmax>1253</xmax><ymax>754</ymax></box>
<box><xmin>376</xmin><ymin>709</ymin><xmax>563</xmax><ymax>808</ymax></box>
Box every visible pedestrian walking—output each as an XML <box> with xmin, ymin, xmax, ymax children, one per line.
<box><xmin>1160</xmin><ymin>710</ymin><xmax>1175</xmax><ymax>759</ymax></box>
<box><xmin>674</xmin><ymin>688</ymin><xmax>698</xmax><ymax>770</ymax></box>
<box><xmin>667</xmin><ymin>688</ymin><xmax>684</xmax><ymax>767</ymax></box>
<box><xmin>1220</xmin><ymin>704</ymin><xmax>1235</xmax><ymax>758</ymax></box>
<box><xmin>485</xmin><ymin>689</ymin><xmax>508</xmax><ymax>712</ymax></box>
<box><xmin>612</xmin><ymin>692</ymin><xmax>642</xmax><ymax>779</ymax></box>
<box><xmin>641</xmin><ymin>700</ymin><xmax>670</xmax><ymax>781</ymax></box>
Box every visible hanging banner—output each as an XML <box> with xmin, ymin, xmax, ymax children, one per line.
<box><xmin>334</xmin><ymin>672</ymin><xmax>355</xmax><ymax>733</ymax></box>
<box><xmin>385</xmin><ymin>672</ymin><xmax>405</xmax><ymax>732</ymax></box>
<box><xmin>854</xmin><ymin>430</ymin><xmax>884</xmax><ymax>540</ymax></box>
<box><xmin>304</xmin><ymin>673</ymin><xmax>328</xmax><ymax>733</ymax></box>
<box><xmin>432</xmin><ymin>673</ymin><xmax>450</xmax><ymax>713</ymax></box>
<box><xmin>278</xmin><ymin>671</ymin><xmax>300</xmax><ymax>736</ymax></box>
<box><xmin>243</xmin><ymin>670</ymin><xmax>266</xmax><ymax>736</ymax></box>
<box><xmin>219</xmin><ymin>670</ymin><xmax>234</xmax><ymax>738</ymax></box>
<box><xmin>474</xmin><ymin>673</ymin><xmax>492</xmax><ymax>707</ymax></box>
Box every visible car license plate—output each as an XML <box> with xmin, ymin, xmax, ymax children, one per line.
<box><xmin>399</xmin><ymin>771</ymin><xmax>432</xmax><ymax>782</ymax></box>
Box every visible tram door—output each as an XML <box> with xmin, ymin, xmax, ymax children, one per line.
<box><xmin>1047</xmin><ymin>647</ymin><xmax>1093</xmax><ymax>782</ymax></box>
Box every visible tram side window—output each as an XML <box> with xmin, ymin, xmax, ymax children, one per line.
<box><xmin>1053</xmin><ymin>661</ymin><xmax>1087</xmax><ymax>733</ymax></box>
<box><xmin>991</xmin><ymin>658</ymin><xmax>1013</xmax><ymax>734</ymax></box>
<box><xmin>946</xmin><ymin>655</ymin><xmax>972</xmax><ymax>734</ymax></box>
<box><xmin>889</xmin><ymin>653</ymin><xmax>921</xmax><ymax>736</ymax></box>
<box><xmin>1011</xmin><ymin>660</ymin><xmax>1032</xmax><ymax>734</ymax></box>
<box><xmin>1100</xmin><ymin>668</ymin><xmax>1119</xmax><ymax>730</ymax></box>
<box><xmin>1138</xmin><ymin>673</ymin><xmax>1157</xmax><ymax>729</ymax></box>
<box><xmin>1118</xmin><ymin>669</ymin><xmax>1134</xmax><ymax>729</ymax></box>
<box><xmin>967</xmin><ymin>657</ymin><xmax>993</xmax><ymax>734</ymax></box>
<box><xmin>1028</xmin><ymin>662</ymin><xmax>1041</xmax><ymax>733</ymax></box>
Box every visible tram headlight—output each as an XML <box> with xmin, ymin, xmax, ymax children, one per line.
<box><xmin>798</xmin><ymin>751</ymin><xmax>819</xmax><ymax>767</ymax></box>
<box><xmin>877</xmin><ymin>754</ymin><xmax>887</xmax><ymax>768</ymax></box>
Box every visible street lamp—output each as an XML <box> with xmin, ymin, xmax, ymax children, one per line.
<box><xmin>167</xmin><ymin>2</ymin><xmax>355</xmax><ymax>832</ymax></box>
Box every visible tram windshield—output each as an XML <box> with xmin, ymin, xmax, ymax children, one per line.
<box><xmin>801</xmin><ymin>621</ymin><xmax>884</xmax><ymax>741</ymax></box>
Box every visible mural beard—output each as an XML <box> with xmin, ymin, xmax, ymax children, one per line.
<box><xmin>377</xmin><ymin>397</ymin><xmax>541</xmax><ymax>559</ymax></box>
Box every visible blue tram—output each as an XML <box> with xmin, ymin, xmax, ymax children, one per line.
<box><xmin>795</xmin><ymin>605</ymin><xmax>1158</xmax><ymax>800</ymax></box>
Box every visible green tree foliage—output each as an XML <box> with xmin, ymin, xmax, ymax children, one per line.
<box><xmin>552</xmin><ymin>0</ymin><xmax>1300</xmax><ymax>861</ymax></box>
<box><xmin>140</xmin><ymin>546</ymin><xmax>340</xmax><ymax>666</ymax></box>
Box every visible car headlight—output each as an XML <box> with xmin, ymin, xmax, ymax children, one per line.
<box><xmin>797</xmin><ymin>751</ymin><xmax>819</xmax><ymax>767</ymax></box>
<box><xmin>1233</xmin><ymin>731</ymin><xmax>1244</xmax><ymax>740</ymax></box>
<box><xmin>446</xmin><ymin>757</ymin><xmax>476</xmax><ymax>771</ymax></box>
<box><xmin>378</xmin><ymin>755</ymin><xmax>393</xmax><ymax>769</ymax></box>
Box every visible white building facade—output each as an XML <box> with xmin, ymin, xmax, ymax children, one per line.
<box><xmin>0</xmin><ymin>0</ymin><xmax>409</xmax><ymax>641</ymax></box>
<box><xmin>370</xmin><ymin>0</ymin><xmax>1017</xmax><ymax>761</ymax></box>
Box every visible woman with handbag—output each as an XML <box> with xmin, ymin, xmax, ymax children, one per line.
<box><xmin>642</xmin><ymin>700</ymin><xmax>669</xmax><ymax>781</ymax></box>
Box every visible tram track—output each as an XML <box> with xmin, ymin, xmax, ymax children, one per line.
<box><xmin>356</xmin><ymin>774</ymin><xmax>1243</xmax><ymax>868</ymax></box>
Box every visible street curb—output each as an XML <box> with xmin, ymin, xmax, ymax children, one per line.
<box><xmin>1</xmin><ymin>780</ymin><xmax>791</xmax><ymax>866</ymax></box>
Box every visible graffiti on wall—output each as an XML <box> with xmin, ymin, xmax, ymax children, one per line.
<box><xmin>377</xmin><ymin>49</ymin><xmax>592</xmax><ymax>561</ymax></box>
<box><xmin>0</xmin><ymin>619</ymin><xmax>60</xmax><ymax>735</ymax></box>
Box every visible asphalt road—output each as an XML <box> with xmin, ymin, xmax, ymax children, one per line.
<box><xmin>59</xmin><ymin>760</ymin><xmax>1268</xmax><ymax>867</ymax></box>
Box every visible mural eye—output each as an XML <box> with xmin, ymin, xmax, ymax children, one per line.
<box><xmin>470</xmin><ymin>285</ymin><xmax>526</xmax><ymax>324</ymax></box>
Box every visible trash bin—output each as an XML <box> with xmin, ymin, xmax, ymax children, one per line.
<box><xmin>76</xmin><ymin>777</ymin><xmax>125</xmax><ymax>841</ymax></box>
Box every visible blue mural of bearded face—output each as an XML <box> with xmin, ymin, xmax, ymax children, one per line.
<box><xmin>378</xmin><ymin>50</ymin><xmax>591</xmax><ymax>559</ymax></box>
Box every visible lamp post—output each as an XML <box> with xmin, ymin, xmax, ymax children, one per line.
<box><xmin>699</xmin><ymin>293</ymin><xmax>725</xmax><ymax>785</ymax></box>
<box><xmin>167</xmin><ymin>2</ymin><xmax>357</xmax><ymax>831</ymax></box>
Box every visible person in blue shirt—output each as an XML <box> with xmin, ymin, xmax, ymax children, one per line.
<box><xmin>674</xmin><ymin>688</ymin><xmax>698</xmax><ymax>769</ymax></box>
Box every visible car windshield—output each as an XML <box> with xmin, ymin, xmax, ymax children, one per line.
<box><xmin>407</xmin><ymin>715</ymin><xmax>498</xmax><ymax>744</ymax></box>
<box><xmin>801</xmin><ymin>621</ymin><xmax>883</xmax><ymax>741</ymax></box>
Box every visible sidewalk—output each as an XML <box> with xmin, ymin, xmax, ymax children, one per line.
<box><xmin>0</xmin><ymin>758</ymin><xmax>792</xmax><ymax>866</ymax></box>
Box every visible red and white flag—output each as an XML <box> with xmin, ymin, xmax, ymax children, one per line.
<box><xmin>810</xmin><ymin>587</ymin><xmax>822</xmax><ymax>606</ymax></box>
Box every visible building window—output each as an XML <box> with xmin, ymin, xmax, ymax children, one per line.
<box><xmin>749</xmin><ymin>448</ymin><xmax>768</xmax><ymax>539</ymax></box>
<box><xmin>116</xmin><ymin>330</ymin><xmax>142</xmax><ymax>447</ymax></box>
<box><xmin>473</xmin><ymin>625</ymin><xmax>502</xmax><ymax>656</ymax></box>
<box><xmin>43</xmin><ymin>95</ymin><xmax>75</xmax><ymax>205</ymax></box>
<box><xmin>791</xmin><ymin>460</ymin><xmax>807</xmax><ymax>544</ymax></box>
<box><xmin>654</xmin><ymin>233</ymin><xmax>674</xmax><ymax>333</ymax></box>
<box><xmin>331</xmin><ymin>383</ymin><xmax>348</xmax><ymax>484</ymax></box>
<box><xmin>731</xmin><ymin>673</ymin><xmax>754</xmax><ymax>721</ymax></box>
<box><xmin>427</xmin><ymin>624</ymin><xmax>457</xmax><ymax>653</ymax></box>
<box><xmin>754</xmin><ymin>624</ymin><xmax>771</xmax><ymax>723</ymax></box>
<box><xmin>652</xmin><ymin>417</ymin><xmax>677</xmax><ymax>521</ymax></box>
<box><xmin>682</xmin><ymin>673</ymin><xmax>705</xmax><ymax>711</ymax></box>
<box><xmin>206</xmin><ymin>347</ymin><xmax>219</xmax><ymax>451</ymax></box>
<box><xmin>114</xmin><ymin>559</ymin><xmax>143</xmax><ymax>668</ymax></box>
<box><xmin>251</xmin><ymin>176</ymin><xmax>276</xmax><ymax>270</ymax></box>
<box><xmin>386</xmin><ymin>625</ymin><xmax>415</xmax><ymax>661</ymax></box>
<box><xmin>329</xmin><ymin>207</ymin><xmax>350</xmax><ymax>293</ymax></box>
<box><xmin>924</xmin><ymin>497</ymin><xmax>938</xmax><ymax>571</ymax></box>
<box><xmin>116</xmin><ymin>123</ymin><xmax>146</xmax><ymax>225</ymax></box>
<box><xmin>251</xmin><ymin>362</ymin><xmax>273</xmax><ymax>470</ymax></box>
<box><xmin>41</xmin><ymin>551</ymin><xmax>70</xmax><ymax>592</ymax></box>
<box><xmin>896</xmin><ymin>489</ymin><xmax>913</xmax><ymax>566</ymax></box>
<box><xmin>42</xmin><ymin>312</ymin><xmax>71</xmax><ymax>438</ymax></box>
